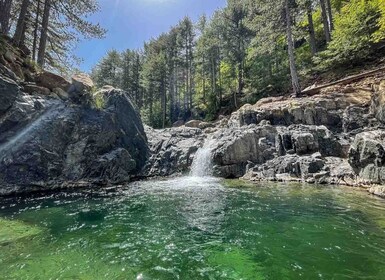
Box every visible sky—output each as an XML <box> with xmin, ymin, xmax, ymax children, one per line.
<box><xmin>75</xmin><ymin>0</ymin><xmax>227</xmax><ymax>72</ymax></box>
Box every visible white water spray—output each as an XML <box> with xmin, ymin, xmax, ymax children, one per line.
<box><xmin>190</xmin><ymin>139</ymin><xmax>216</xmax><ymax>177</ymax></box>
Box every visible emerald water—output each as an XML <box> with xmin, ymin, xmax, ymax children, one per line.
<box><xmin>1</xmin><ymin>177</ymin><xmax>385</xmax><ymax>279</ymax></box>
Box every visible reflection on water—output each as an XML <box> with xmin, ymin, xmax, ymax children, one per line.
<box><xmin>0</xmin><ymin>178</ymin><xmax>385</xmax><ymax>279</ymax></box>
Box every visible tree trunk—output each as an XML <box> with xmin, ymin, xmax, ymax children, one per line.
<box><xmin>325</xmin><ymin>0</ymin><xmax>334</xmax><ymax>31</ymax></box>
<box><xmin>37</xmin><ymin>0</ymin><xmax>52</xmax><ymax>67</ymax></box>
<box><xmin>306</xmin><ymin>0</ymin><xmax>317</xmax><ymax>55</ymax></box>
<box><xmin>161</xmin><ymin>77</ymin><xmax>166</xmax><ymax>128</ymax></box>
<box><xmin>13</xmin><ymin>0</ymin><xmax>30</xmax><ymax>46</ymax></box>
<box><xmin>202</xmin><ymin>56</ymin><xmax>206</xmax><ymax>104</ymax></box>
<box><xmin>32</xmin><ymin>0</ymin><xmax>41</xmax><ymax>61</ymax></box>
<box><xmin>0</xmin><ymin>0</ymin><xmax>13</xmax><ymax>35</ymax></box>
<box><xmin>319</xmin><ymin>0</ymin><xmax>331</xmax><ymax>43</ymax></box>
<box><xmin>285</xmin><ymin>0</ymin><xmax>301</xmax><ymax>96</ymax></box>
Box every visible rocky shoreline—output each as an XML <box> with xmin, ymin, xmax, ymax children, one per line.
<box><xmin>145</xmin><ymin>74</ymin><xmax>385</xmax><ymax>198</ymax></box>
<box><xmin>0</xmin><ymin>40</ymin><xmax>385</xmax><ymax>197</ymax></box>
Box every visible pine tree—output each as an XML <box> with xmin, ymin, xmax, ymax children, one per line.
<box><xmin>0</xmin><ymin>0</ymin><xmax>13</xmax><ymax>35</ymax></box>
<box><xmin>13</xmin><ymin>0</ymin><xmax>31</xmax><ymax>46</ymax></box>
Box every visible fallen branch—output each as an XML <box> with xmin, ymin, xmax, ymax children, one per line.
<box><xmin>302</xmin><ymin>66</ymin><xmax>385</xmax><ymax>95</ymax></box>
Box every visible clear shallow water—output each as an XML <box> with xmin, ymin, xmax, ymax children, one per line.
<box><xmin>1</xmin><ymin>177</ymin><xmax>385</xmax><ymax>279</ymax></box>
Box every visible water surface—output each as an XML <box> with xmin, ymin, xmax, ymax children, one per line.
<box><xmin>1</xmin><ymin>177</ymin><xmax>385</xmax><ymax>279</ymax></box>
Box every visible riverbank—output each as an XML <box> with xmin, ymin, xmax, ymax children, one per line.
<box><xmin>145</xmin><ymin>72</ymin><xmax>385</xmax><ymax>198</ymax></box>
<box><xmin>0</xmin><ymin>37</ymin><xmax>385</xmax><ymax>197</ymax></box>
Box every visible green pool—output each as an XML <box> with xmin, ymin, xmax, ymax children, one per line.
<box><xmin>1</xmin><ymin>177</ymin><xmax>385</xmax><ymax>279</ymax></box>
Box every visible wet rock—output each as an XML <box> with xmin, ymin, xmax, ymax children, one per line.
<box><xmin>0</xmin><ymin>87</ymin><xmax>148</xmax><ymax>194</ymax></box>
<box><xmin>0</xmin><ymin>76</ymin><xmax>19</xmax><ymax>115</ymax></box>
<box><xmin>144</xmin><ymin>126</ymin><xmax>204</xmax><ymax>176</ymax></box>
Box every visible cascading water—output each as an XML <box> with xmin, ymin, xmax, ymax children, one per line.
<box><xmin>190</xmin><ymin>139</ymin><xmax>216</xmax><ymax>177</ymax></box>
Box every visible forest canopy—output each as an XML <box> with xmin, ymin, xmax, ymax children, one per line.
<box><xmin>1</xmin><ymin>0</ymin><xmax>384</xmax><ymax>128</ymax></box>
<box><xmin>91</xmin><ymin>0</ymin><xmax>385</xmax><ymax>128</ymax></box>
<box><xmin>0</xmin><ymin>0</ymin><xmax>105</xmax><ymax>73</ymax></box>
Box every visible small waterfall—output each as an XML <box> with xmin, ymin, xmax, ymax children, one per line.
<box><xmin>190</xmin><ymin>139</ymin><xmax>215</xmax><ymax>177</ymax></box>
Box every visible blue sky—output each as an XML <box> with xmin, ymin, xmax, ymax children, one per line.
<box><xmin>75</xmin><ymin>0</ymin><xmax>227</xmax><ymax>72</ymax></box>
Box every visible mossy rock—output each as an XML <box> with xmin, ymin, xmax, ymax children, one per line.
<box><xmin>0</xmin><ymin>218</ymin><xmax>42</xmax><ymax>245</ymax></box>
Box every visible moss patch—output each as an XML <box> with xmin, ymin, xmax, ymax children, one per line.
<box><xmin>207</xmin><ymin>246</ymin><xmax>265</xmax><ymax>279</ymax></box>
<box><xmin>0</xmin><ymin>218</ymin><xmax>42</xmax><ymax>245</ymax></box>
<box><xmin>222</xmin><ymin>179</ymin><xmax>257</xmax><ymax>189</ymax></box>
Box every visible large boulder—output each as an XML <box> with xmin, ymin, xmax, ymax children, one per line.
<box><xmin>144</xmin><ymin>126</ymin><xmax>204</xmax><ymax>177</ymax></box>
<box><xmin>349</xmin><ymin>130</ymin><xmax>385</xmax><ymax>184</ymax></box>
<box><xmin>0</xmin><ymin>87</ymin><xmax>149</xmax><ymax>195</ymax></box>
<box><xmin>36</xmin><ymin>71</ymin><xmax>71</xmax><ymax>91</ymax></box>
<box><xmin>70</xmin><ymin>73</ymin><xmax>94</xmax><ymax>94</ymax></box>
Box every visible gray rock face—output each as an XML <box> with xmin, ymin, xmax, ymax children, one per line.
<box><xmin>209</xmin><ymin>123</ymin><xmax>349</xmax><ymax>180</ymax></box>
<box><xmin>0</xmin><ymin>78</ymin><xmax>148</xmax><ymax>195</ymax></box>
<box><xmin>349</xmin><ymin>130</ymin><xmax>385</xmax><ymax>184</ymax></box>
<box><xmin>144</xmin><ymin>126</ymin><xmax>204</xmax><ymax>177</ymax></box>
<box><xmin>371</xmin><ymin>81</ymin><xmax>385</xmax><ymax>124</ymax></box>
<box><xmin>0</xmin><ymin>76</ymin><xmax>19</xmax><ymax>115</ymax></box>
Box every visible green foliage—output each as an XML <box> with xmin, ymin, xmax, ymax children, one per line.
<box><xmin>91</xmin><ymin>0</ymin><xmax>385</xmax><ymax>127</ymax></box>
<box><xmin>92</xmin><ymin>93</ymin><xmax>107</xmax><ymax>110</ymax></box>
<box><xmin>316</xmin><ymin>0</ymin><xmax>385</xmax><ymax>69</ymax></box>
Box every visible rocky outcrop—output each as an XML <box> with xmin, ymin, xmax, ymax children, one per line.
<box><xmin>144</xmin><ymin>126</ymin><xmax>204</xmax><ymax>177</ymax></box>
<box><xmin>35</xmin><ymin>71</ymin><xmax>71</xmax><ymax>92</ymax></box>
<box><xmin>203</xmin><ymin>76</ymin><xmax>385</xmax><ymax>196</ymax></box>
<box><xmin>0</xmin><ymin>74</ymin><xmax>148</xmax><ymax>195</ymax></box>
<box><xmin>349</xmin><ymin>130</ymin><xmax>385</xmax><ymax>184</ymax></box>
<box><xmin>228</xmin><ymin>88</ymin><xmax>374</xmax><ymax>131</ymax></box>
<box><xmin>209</xmin><ymin>123</ymin><xmax>352</xmax><ymax>182</ymax></box>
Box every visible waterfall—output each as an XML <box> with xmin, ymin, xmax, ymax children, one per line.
<box><xmin>190</xmin><ymin>139</ymin><xmax>215</xmax><ymax>177</ymax></box>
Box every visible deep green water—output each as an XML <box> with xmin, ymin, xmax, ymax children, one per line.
<box><xmin>1</xmin><ymin>177</ymin><xmax>385</xmax><ymax>280</ymax></box>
